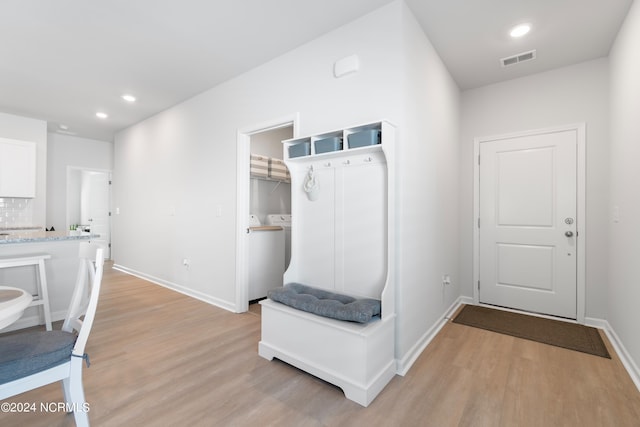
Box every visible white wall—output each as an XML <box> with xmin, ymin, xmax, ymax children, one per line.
<box><xmin>394</xmin><ymin>4</ymin><xmax>461</xmax><ymax>367</ymax></box>
<box><xmin>460</xmin><ymin>58</ymin><xmax>610</xmax><ymax>319</ymax></box>
<box><xmin>46</xmin><ymin>133</ymin><xmax>113</xmax><ymax>231</ymax></box>
<box><xmin>113</xmin><ymin>1</ymin><xmax>406</xmax><ymax>310</ymax></box>
<box><xmin>0</xmin><ymin>112</ymin><xmax>47</xmax><ymax>227</ymax></box>
<box><xmin>113</xmin><ymin>1</ymin><xmax>461</xmax><ymax>368</ymax></box>
<box><xmin>609</xmin><ymin>0</ymin><xmax>640</xmax><ymax>374</ymax></box>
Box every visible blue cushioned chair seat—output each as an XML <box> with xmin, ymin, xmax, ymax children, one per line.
<box><xmin>268</xmin><ymin>283</ymin><xmax>381</xmax><ymax>323</ymax></box>
<box><xmin>0</xmin><ymin>331</ymin><xmax>77</xmax><ymax>384</ymax></box>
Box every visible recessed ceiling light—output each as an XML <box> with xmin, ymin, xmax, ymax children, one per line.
<box><xmin>510</xmin><ymin>24</ymin><xmax>531</xmax><ymax>38</ymax></box>
<box><xmin>59</xmin><ymin>124</ymin><xmax>69</xmax><ymax>130</ymax></box>
<box><xmin>96</xmin><ymin>112</ymin><xmax>108</xmax><ymax>119</ymax></box>
<box><xmin>122</xmin><ymin>94</ymin><xmax>136</xmax><ymax>102</ymax></box>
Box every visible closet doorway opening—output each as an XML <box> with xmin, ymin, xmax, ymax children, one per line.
<box><xmin>235</xmin><ymin>114</ymin><xmax>298</xmax><ymax>313</ymax></box>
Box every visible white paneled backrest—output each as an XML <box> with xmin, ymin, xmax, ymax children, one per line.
<box><xmin>340</xmin><ymin>159</ymin><xmax>387</xmax><ymax>298</ymax></box>
<box><xmin>284</xmin><ymin>121</ymin><xmax>393</xmax><ymax>301</ymax></box>
<box><xmin>292</xmin><ymin>165</ymin><xmax>336</xmax><ymax>288</ymax></box>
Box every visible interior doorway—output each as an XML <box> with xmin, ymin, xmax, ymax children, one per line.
<box><xmin>235</xmin><ymin>114</ymin><xmax>299</xmax><ymax>313</ymax></box>
<box><xmin>67</xmin><ymin>167</ymin><xmax>112</xmax><ymax>259</ymax></box>
<box><xmin>248</xmin><ymin>126</ymin><xmax>293</xmax><ymax>304</ymax></box>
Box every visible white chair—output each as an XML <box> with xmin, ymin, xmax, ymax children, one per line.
<box><xmin>0</xmin><ymin>242</ymin><xmax>105</xmax><ymax>427</ymax></box>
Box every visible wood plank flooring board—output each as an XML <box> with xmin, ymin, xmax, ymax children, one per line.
<box><xmin>2</xmin><ymin>263</ymin><xmax>640</xmax><ymax>426</ymax></box>
<box><xmin>459</xmin><ymin>344</ymin><xmax>512</xmax><ymax>425</ymax></box>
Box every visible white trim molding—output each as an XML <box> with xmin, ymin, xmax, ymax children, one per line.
<box><xmin>2</xmin><ymin>309</ymin><xmax>67</xmax><ymax>333</ymax></box>
<box><xmin>588</xmin><ymin>319</ymin><xmax>640</xmax><ymax>393</ymax></box>
<box><xmin>113</xmin><ymin>264</ymin><xmax>236</xmax><ymax>313</ymax></box>
<box><xmin>235</xmin><ymin>113</ymin><xmax>299</xmax><ymax>313</ymax></box>
<box><xmin>396</xmin><ymin>297</ymin><xmax>470</xmax><ymax>376</ymax></box>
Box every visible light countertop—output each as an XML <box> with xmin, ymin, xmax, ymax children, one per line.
<box><xmin>0</xmin><ymin>226</ymin><xmax>43</xmax><ymax>232</ymax></box>
<box><xmin>0</xmin><ymin>230</ymin><xmax>98</xmax><ymax>244</ymax></box>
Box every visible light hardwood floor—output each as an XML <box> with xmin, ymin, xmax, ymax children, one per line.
<box><xmin>2</xmin><ymin>263</ymin><xmax>640</xmax><ymax>426</ymax></box>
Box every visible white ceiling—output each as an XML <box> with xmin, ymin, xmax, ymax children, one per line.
<box><xmin>0</xmin><ymin>0</ymin><xmax>633</xmax><ymax>142</ymax></box>
<box><xmin>406</xmin><ymin>0</ymin><xmax>633</xmax><ymax>90</ymax></box>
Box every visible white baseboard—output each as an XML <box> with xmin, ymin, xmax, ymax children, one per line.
<box><xmin>112</xmin><ymin>264</ymin><xmax>237</xmax><ymax>313</ymax></box>
<box><xmin>584</xmin><ymin>316</ymin><xmax>608</xmax><ymax>330</ymax></box>
<box><xmin>587</xmin><ymin>318</ymin><xmax>640</xmax><ymax>393</ymax></box>
<box><xmin>459</xmin><ymin>296</ymin><xmax>474</xmax><ymax>305</ymax></box>
<box><xmin>396</xmin><ymin>296</ymin><xmax>469</xmax><ymax>376</ymax></box>
<box><xmin>2</xmin><ymin>310</ymin><xmax>67</xmax><ymax>333</ymax></box>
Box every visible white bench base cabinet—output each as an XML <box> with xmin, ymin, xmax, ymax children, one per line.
<box><xmin>259</xmin><ymin>299</ymin><xmax>396</xmax><ymax>407</ymax></box>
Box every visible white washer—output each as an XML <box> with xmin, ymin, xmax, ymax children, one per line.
<box><xmin>266</xmin><ymin>214</ymin><xmax>291</xmax><ymax>270</ymax></box>
<box><xmin>247</xmin><ymin>215</ymin><xmax>284</xmax><ymax>301</ymax></box>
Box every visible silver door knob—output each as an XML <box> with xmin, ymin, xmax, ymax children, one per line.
<box><xmin>565</xmin><ymin>231</ymin><xmax>574</xmax><ymax>237</ymax></box>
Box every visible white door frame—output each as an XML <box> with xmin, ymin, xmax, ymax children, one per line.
<box><xmin>472</xmin><ymin>123</ymin><xmax>586</xmax><ymax>323</ymax></box>
<box><xmin>235</xmin><ymin>113</ymin><xmax>299</xmax><ymax>313</ymax></box>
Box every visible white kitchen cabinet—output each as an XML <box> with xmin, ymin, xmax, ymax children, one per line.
<box><xmin>0</xmin><ymin>138</ymin><xmax>36</xmax><ymax>198</ymax></box>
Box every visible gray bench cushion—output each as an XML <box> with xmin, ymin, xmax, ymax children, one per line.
<box><xmin>0</xmin><ymin>331</ymin><xmax>76</xmax><ymax>384</ymax></box>
<box><xmin>268</xmin><ymin>283</ymin><xmax>381</xmax><ymax>323</ymax></box>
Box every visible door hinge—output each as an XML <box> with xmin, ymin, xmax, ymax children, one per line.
<box><xmin>108</xmin><ymin>243</ymin><xmax>111</xmax><ymax>248</ymax></box>
<box><xmin>108</xmin><ymin>212</ymin><xmax>112</xmax><ymax>216</ymax></box>
<box><xmin>477</xmin><ymin>218</ymin><xmax>480</xmax><ymax>228</ymax></box>
<box><xmin>478</xmin><ymin>280</ymin><xmax>480</xmax><ymax>290</ymax></box>
<box><xmin>109</xmin><ymin>180</ymin><xmax>112</xmax><ymax>185</ymax></box>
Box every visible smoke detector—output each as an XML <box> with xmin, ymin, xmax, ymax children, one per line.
<box><xmin>501</xmin><ymin>49</ymin><xmax>537</xmax><ymax>67</ymax></box>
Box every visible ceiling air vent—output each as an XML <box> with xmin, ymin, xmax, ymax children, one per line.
<box><xmin>501</xmin><ymin>49</ymin><xmax>537</xmax><ymax>67</ymax></box>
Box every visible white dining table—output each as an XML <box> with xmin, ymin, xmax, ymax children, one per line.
<box><xmin>0</xmin><ymin>286</ymin><xmax>33</xmax><ymax>331</ymax></box>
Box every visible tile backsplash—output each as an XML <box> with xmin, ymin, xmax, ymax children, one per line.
<box><xmin>0</xmin><ymin>198</ymin><xmax>34</xmax><ymax>228</ymax></box>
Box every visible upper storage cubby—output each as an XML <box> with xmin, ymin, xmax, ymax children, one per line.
<box><xmin>283</xmin><ymin>122</ymin><xmax>387</xmax><ymax>161</ymax></box>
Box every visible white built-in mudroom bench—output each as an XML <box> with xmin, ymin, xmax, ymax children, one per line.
<box><xmin>259</xmin><ymin>121</ymin><xmax>396</xmax><ymax>406</ymax></box>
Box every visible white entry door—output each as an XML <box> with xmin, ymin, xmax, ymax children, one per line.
<box><xmin>479</xmin><ymin>129</ymin><xmax>578</xmax><ymax>319</ymax></box>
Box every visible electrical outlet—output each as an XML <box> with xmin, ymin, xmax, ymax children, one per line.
<box><xmin>182</xmin><ymin>258</ymin><xmax>191</xmax><ymax>268</ymax></box>
<box><xmin>442</xmin><ymin>274</ymin><xmax>451</xmax><ymax>286</ymax></box>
